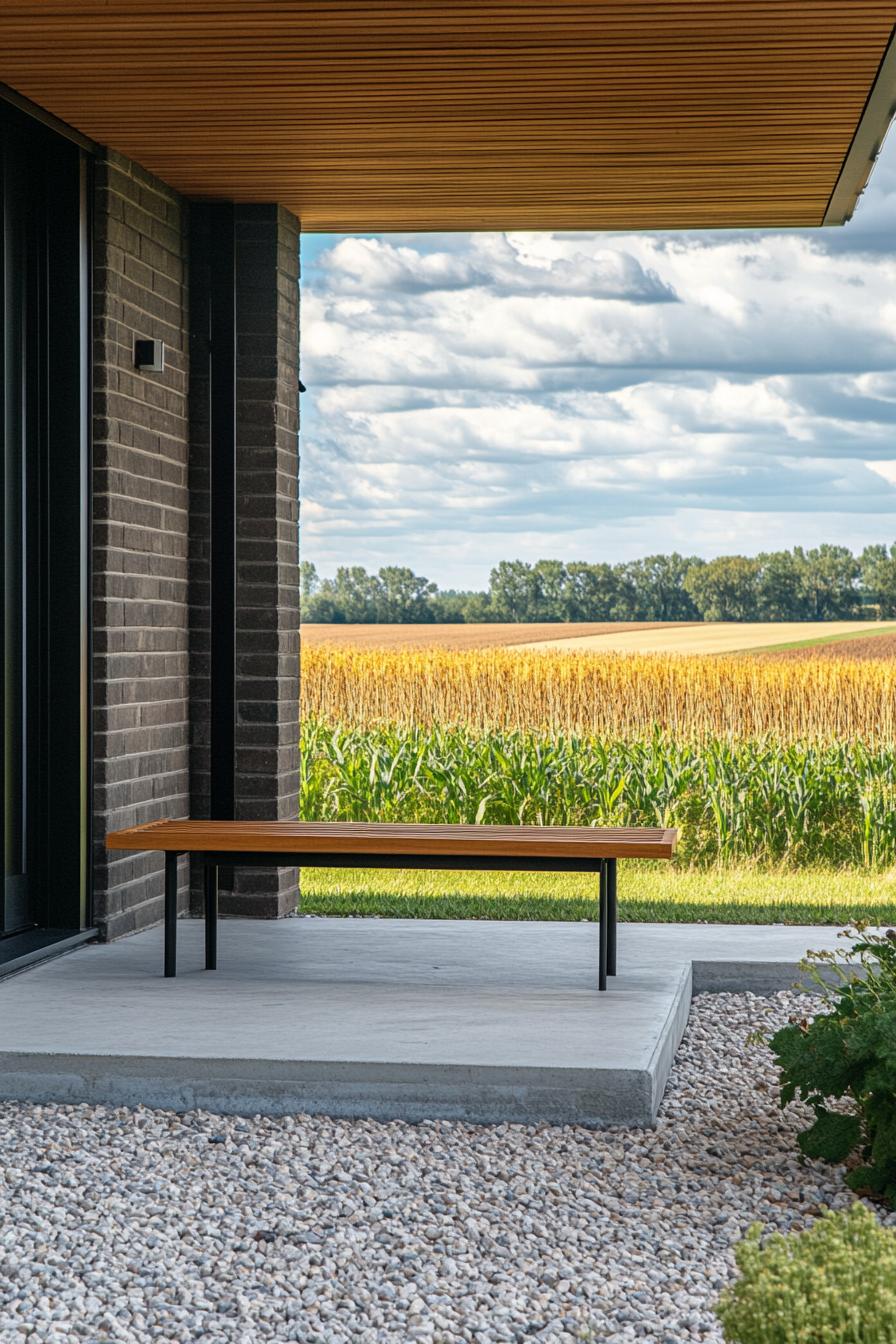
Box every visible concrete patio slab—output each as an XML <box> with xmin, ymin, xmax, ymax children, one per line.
<box><xmin>0</xmin><ymin>918</ymin><xmax>849</xmax><ymax>1126</ymax></box>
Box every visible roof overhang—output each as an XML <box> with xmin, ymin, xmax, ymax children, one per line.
<box><xmin>2</xmin><ymin>2</ymin><xmax>895</xmax><ymax>233</ymax></box>
<box><xmin>823</xmin><ymin>19</ymin><xmax>896</xmax><ymax>224</ymax></box>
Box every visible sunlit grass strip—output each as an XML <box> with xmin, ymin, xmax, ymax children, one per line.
<box><xmin>300</xmin><ymin>720</ymin><xmax>896</xmax><ymax>869</ymax></box>
<box><xmin>299</xmin><ymin>864</ymin><xmax>896</xmax><ymax>927</ymax></box>
<box><xmin>747</xmin><ymin>623</ymin><xmax>896</xmax><ymax>654</ymax></box>
<box><xmin>300</xmin><ymin>647</ymin><xmax>896</xmax><ymax>743</ymax></box>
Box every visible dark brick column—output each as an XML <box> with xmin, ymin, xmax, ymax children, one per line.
<box><xmin>91</xmin><ymin>151</ymin><xmax>191</xmax><ymax>939</ymax></box>
<box><xmin>189</xmin><ymin>205</ymin><xmax>300</xmax><ymax>918</ymax></box>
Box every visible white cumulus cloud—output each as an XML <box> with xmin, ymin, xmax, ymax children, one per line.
<box><xmin>300</xmin><ymin>137</ymin><xmax>896</xmax><ymax>588</ymax></box>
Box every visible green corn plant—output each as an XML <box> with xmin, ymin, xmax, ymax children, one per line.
<box><xmin>299</xmin><ymin>720</ymin><xmax>896</xmax><ymax>870</ymax></box>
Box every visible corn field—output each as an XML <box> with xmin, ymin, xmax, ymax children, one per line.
<box><xmin>300</xmin><ymin>721</ymin><xmax>896</xmax><ymax>869</ymax></box>
<box><xmin>299</xmin><ymin>647</ymin><xmax>896</xmax><ymax>869</ymax></box>
<box><xmin>301</xmin><ymin>647</ymin><xmax>896</xmax><ymax>743</ymax></box>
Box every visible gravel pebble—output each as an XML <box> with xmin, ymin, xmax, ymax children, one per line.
<box><xmin>0</xmin><ymin>991</ymin><xmax>889</xmax><ymax>1343</ymax></box>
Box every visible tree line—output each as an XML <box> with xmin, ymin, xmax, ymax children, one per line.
<box><xmin>300</xmin><ymin>543</ymin><xmax>896</xmax><ymax>624</ymax></box>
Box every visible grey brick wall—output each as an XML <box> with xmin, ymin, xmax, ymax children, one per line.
<box><xmin>189</xmin><ymin>205</ymin><xmax>301</xmax><ymax>919</ymax></box>
<box><xmin>92</xmin><ymin>153</ymin><xmax>299</xmax><ymax>937</ymax></box>
<box><xmin>232</xmin><ymin>206</ymin><xmax>301</xmax><ymax>916</ymax></box>
<box><xmin>92</xmin><ymin>150</ymin><xmax>191</xmax><ymax>939</ymax></box>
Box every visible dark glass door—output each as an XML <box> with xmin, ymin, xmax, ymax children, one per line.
<box><xmin>2</xmin><ymin>113</ymin><xmax>29</xmax><ymax>932</ymax></box>
<box><xmin>1</xmin><ymin>99</ymin><xmax>89</xmax><ymax>944</ymax></box>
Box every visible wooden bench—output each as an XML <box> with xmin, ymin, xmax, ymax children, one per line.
<box><xmin>106</xmin><ymin>820</ymin><xmax>678</xmax><ymax>989</ymax></box>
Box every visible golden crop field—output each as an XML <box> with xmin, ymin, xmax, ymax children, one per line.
<box><xmin>301</xmin><ymin>645</ymin><xmax>896</xmax><ymax>741</ymax></box>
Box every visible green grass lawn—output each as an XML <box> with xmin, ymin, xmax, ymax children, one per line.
<box><xmin>300</xmin><ymin>863</ymin><xmax>896</xmax><ymax>926</ymax></box>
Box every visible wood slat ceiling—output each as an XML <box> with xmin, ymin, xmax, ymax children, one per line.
<box><xmin>2</xmin><ymin>1</ymin><xmax>895</xmax><ymax>232</ymax></box>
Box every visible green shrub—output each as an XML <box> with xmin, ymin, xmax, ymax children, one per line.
<box><xmin>716</xmin><ymin>1204</ymin><xmax>896</xmax><ymax>1343</ymax></box>
<box><xmin>769</xmin><ymin>925</ymin><xmax>896</xmax><ymax>1205</ymax></box>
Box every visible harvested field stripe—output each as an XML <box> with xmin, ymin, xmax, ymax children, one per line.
<box><xmin>516</xmin><ymin>620</ymin><xmax>883</xmax><ymax>656</ymax></box>
<box><xmin>300</xmin><ymin>620</ymin><xmax>699</xmax><ymax>651</ymax></box>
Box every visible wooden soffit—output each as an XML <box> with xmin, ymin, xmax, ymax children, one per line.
<box><xmin>2</xmin><ymin>1</ymin><xmax>895</xmax><ymax>233</ymax></box>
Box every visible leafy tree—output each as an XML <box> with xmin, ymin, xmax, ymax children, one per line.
<box><xmin>299</xmin><ymin>541</ymin><xmax>892</xmax><ymax>624</ymax></box>
<box><xmin>530</xmin><ymin>560</ymin><xmax>568</xmax><ymax>621</ymax></box>
<box><xmin>755</xmin><ymin>550</ymin><xmax>807</xmax><ymax>620</ymax></box>
<box><xmin>684</xmin><ymin>555</ymin><xmax>761</xmax><ymax>621</ymax></box>
<box><xmin>322</xmin><ymin>566</ymin><xmax>383</xmax><ymax>622</ymax></box>
<box><xmin>375</xmin><ymin>566</ymin><xmax>437</xmax><ymax>622</ymax></box>
<box><xmin>300</xmin><ymin>561</ymin><xmax>335</xmax><ymax>620</ymax></box>
<box><xmin>860</xmin><ymin>542</ymin><xmax>896</xmax><ymax>618</ymax></box>
<box><xmin>302</xmin><ymin>591</ymin><xmax>344</xmax><ymax>622</ymax></box>
<box><xmin>429</xmin><ymin>590</ymin><xmax>475</xmax><ymax>622</ymax></box>
<box><xmin>488</xmin><ymin>561</ymin><xmax>540</xmax><ymax>621</ymax></box>
<box><xmin>459</xmin><ymin>591</ymin><xmax>498</xmax><ymax>622</ymax></box>
<box><xmin>608</xmin><ymin>565</ymin><xmax>640</xmax><ymax>620</ymax></box>
<box><xmin>798</xmin><ymin>544</ymin><xmax>860</xmax><ymax>619</ymax></box>
<box><xmin>622</xmin><ymin>553</ymin><xmax>703</xmax><ymax>620</ymax></box>
<box><xmin>564</xmin><ymin>562</ymin><xmax>621</xmax><ymax>620</ymax></box>
<box><xmin>299</xmin><ymin>560</ymin><xmax>319</xmax><ymax>600</ymax></box>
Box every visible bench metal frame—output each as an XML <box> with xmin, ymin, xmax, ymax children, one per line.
<box><xmin>164</xmin><ymin>850</ymin><xmax>618</xmax><ymax>989</ymax></box>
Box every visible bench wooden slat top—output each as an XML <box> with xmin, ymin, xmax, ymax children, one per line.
<box><xmin>106</xmin><ymin>819</ymin><xmax>677</xmax><ymax>860</ymax></box>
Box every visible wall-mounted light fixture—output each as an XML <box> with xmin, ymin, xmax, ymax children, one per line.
<box><xmin>134</xmin><ymin>338</ymin><xmax>166</xmax><ymax>372</ymax></box>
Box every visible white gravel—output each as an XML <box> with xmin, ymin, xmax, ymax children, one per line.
<box><xmin>0</xmin><ymin>990</ymin><xmax>885</xmax><ymax>1344</ymax></box>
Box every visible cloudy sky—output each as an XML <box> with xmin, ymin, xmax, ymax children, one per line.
<box><xmin>300</xmin><ymin>134</ymin><xmax>896</xmax><ymax>590</ymax></box>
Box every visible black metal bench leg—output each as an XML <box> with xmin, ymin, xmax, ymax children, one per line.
<box><xmin>205</xmin><ymin>863</ymin><xmax>218</xmax><ymax>970</ymax></box>
<box><xmin>607</xmin><ymin>857</ymin><xmax>617</xmax><ymax>977</ymax></box>
<box><xmin>598</xmin><ymin>861</ymin><xmax>608</xmax><ymax>991</ymax></box>
<box><xmin>164</xmin><ymin>851</ymin><xmax>179</xmax><ymax>978</ymax></box>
